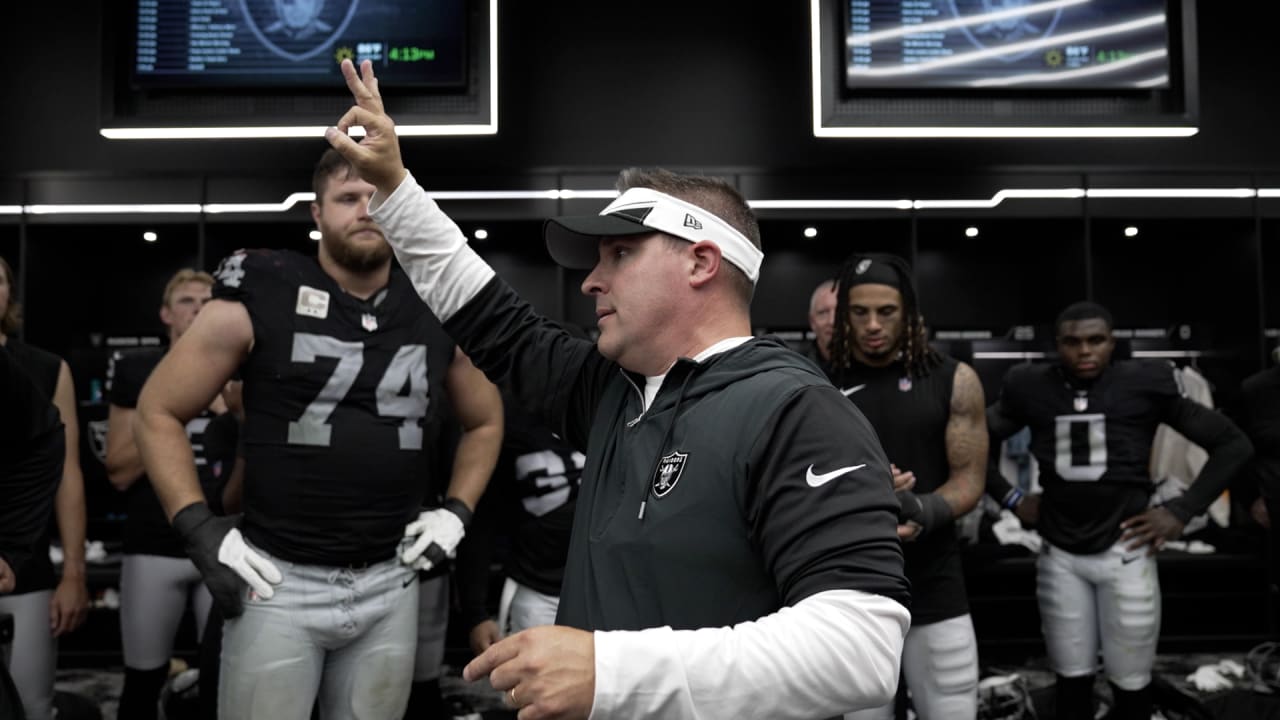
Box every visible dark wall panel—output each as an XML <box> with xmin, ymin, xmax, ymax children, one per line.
<box><xmin>9</xmin><ymin>2</ymin><xmax>1280</xmax><ymax>180</ymax></box>
<box><xmin>753</xmin><ymin>218</ymin><xmax>911</xmax><ymax>332</ymax></box>
<box><xmin>917</xmin><ymin>218</ymin><xmax>1087</xmax><ymax>333</ymax></box>
<box><xmin>1091</xmin><ymin>217</ymin><xmax>1257</xmax><ymax>410</ymax></box>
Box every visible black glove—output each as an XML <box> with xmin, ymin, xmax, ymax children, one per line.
<box><xmin>172</xmin><ymin>502</ymin><xmax>281</xmax><ymax>618</ymax></box>
<box><xmin>896</xmin><ymin>490</ymin><xmax>953</xmax><ymax>540</ymax></box>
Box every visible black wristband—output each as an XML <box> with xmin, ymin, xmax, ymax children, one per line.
<box><xmin>443</xmin><ymin>497</ymin><xmax>473</xmax><ymax>528</ymax></box>
<box><xmin>898</xmin><ymin>491</ymin><xmax>953</xmax><ymax>539</ymax></box>
<box><xmin>171</xmin><ymin>501</ymin><xmax>215</xmax><ymax>539</ymax></box>
<box><xmin>168</xmin><ymin>501</ymin><xmax>245</xmax><ymax>619</ymax></box>
<box><xmin>1160</xmin><ymin>500</ymin><xmax>1194</xmax><ymax>524</ymax></box>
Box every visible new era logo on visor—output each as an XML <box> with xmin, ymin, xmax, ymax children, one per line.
<box><xmin>683</xmin><ymin>213</ymin><xmax>702</xmax><ymax>230</ymax></box>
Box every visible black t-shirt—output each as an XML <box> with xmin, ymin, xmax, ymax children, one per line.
<box><xmin>990</xmin><ymin>360</ymin><xmax>1180</xmax><ymax>553</ymax></box>
<box><xmin>110</xmin><ymin>347</ymin><xmax>225</xmax><ymax>557</ymax></box>
<box><xmin>831</xmin><ymin>356</ymin><xmax>968</xmax><ymax>625</ymax></box>
<box><xmin>0</xmin><ymin>345</ymin><xmax>64</xmax><ymax>581</ymax></box>
<box><xmin>213</xmin><ymin>249</ymin><xmax>456</xmax><ymax>565</ymax></box>
<box><xmin>4</xmin><ymin>340</ymin><xmax>64</xmax><ymax>593</ymax></box>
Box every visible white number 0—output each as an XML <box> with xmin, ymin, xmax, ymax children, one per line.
<box><xmin>1053</xmin><ymin>413</ymin><xmax>1107</xmax><ymax>481</ymax></box>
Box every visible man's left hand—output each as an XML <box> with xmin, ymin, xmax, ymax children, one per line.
<box><xmin>49</xmin><ymin>576</ymin><xmax>90</xmax><ymax>636</ymax></box>
<box><xmin>1120</xmin><ymin>506</ymin><xmax>1185</xmax><ymax>554</ymax></box>
<box><xmin>463</xmin><ymin>625</ymin><xmax>595</xmax><ymax>720</ymax></box>
<box><xmin>400</xmin><ymin>498</ymin><xmax>472</xmax><ymax>572</ymax></box>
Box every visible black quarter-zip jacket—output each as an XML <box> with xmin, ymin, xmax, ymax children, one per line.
<box><xmin>446</xmin><ymin>276</ymin><xmax>910</xmax><ymax>632</ymax></box>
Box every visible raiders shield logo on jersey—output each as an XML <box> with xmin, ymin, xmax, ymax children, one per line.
<box><xmin>87</xmin><ymin>419</ymin><xmax>110</xmax><ymax>464</ymax></box>
<box><xmin>652</xmin><ymin>451</ymin><xmax>687</xmax><ymax>498</ymax></box>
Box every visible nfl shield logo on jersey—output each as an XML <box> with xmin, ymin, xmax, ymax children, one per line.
<box><xmin>652</xmin><ymin>451</ymin><xmax>688</xmax><ymax>498</ymax></box>
<box><xmin>898</xmin><ymin>376</ymin><xmax>913</xmax><ymax>392</ymax></box>
<box><xmin>361</xmin><ymin>313</ymin><xmax>378</xmax><ymax>332</ymax></box>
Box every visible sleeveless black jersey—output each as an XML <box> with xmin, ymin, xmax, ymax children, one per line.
<box><xmin>832</xmin><ymin>355</ymin><xmax>967</xmax><ymax>625</ymax></box>
<box><xmin>109</xmin><ymin>347</ymin><xmax>226</xmax><ymax>558</ymax></box>
<box><xmin>4</xmin><ymin>339</ymin><xmax>59</xmax><ymax>399</ymax></box>
<box><xmin>3</xmin><ymin>340</ymin><xmax>62</xmax><ymax>593</ymax></box>
<box><xmin>0</xmin><ymin>345</ymin><xmax>63</xmax><ymax>585</ymax></box>
<box><xmin>994</xmin><ymin>359</ymin><xmax>1180</xmax><ymax>554</ymax></box>
<box><xmin>213</xmin><ymin>249</ymin><xmax>455</xmax><ymax>566</ymax></box>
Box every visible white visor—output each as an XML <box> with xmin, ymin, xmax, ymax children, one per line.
<box><xmin>544</xmin><ymin>187</ymin><xmax>763</xmax><ymax>284</ymax></box>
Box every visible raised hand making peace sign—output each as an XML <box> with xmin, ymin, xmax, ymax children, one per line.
<box><xmin>326</xmin><ymin>59</ymin><xmax>408</xmax><ymax>194</ymax></box>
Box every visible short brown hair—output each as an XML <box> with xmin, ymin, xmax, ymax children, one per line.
<box><xmin>312</xmin><ymin>148</ymin><xmax>361</xmax><ymax>201</ymax></box>
<box><xmin>0</xmin><ymin>255</ymin><xmax>21</xmax><ymax>335</ymax></box>
<box><xmin>615</xmin><ymin>168</ymin><xmax>761</xmax><ymax>306</ymax></box>
<box><xmin>162</xmin><ymin>268</ymin><xmax>215</xmax><ymax>307</ymax></box>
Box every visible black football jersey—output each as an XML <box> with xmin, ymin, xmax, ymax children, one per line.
<box><xmin>993</xmin><ymin>359</ymin><xmax>1181</xmax><ymax>553</ymax></box>
<box><xmin>832</xmin><ymin>355</ymin><xmax>968</xmax><ymax>625</ymax></box>
<box><xmin>212</xmin><ymin>249</ymin><xmax>455</xmax><ymax>565</ymax></box>
<box><xmin>502</xmin><ymin>397</ymin><xmax>584</xmax><ymax>593</ymax></box>
<box><xmin>109</xmin><ymin>347</ymin><xmax>225</xmax><ymax>557</ymax></box>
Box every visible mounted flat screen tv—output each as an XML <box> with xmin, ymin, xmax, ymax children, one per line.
<box><xmin>844</xmin><ymin>0</ymin><xmax>1171</xmax><ymax>89</ymax></box>
<box><xmin>132</xmin><ymin>0</ymin><xmax>466</xmax><ymax>89</ymax></box>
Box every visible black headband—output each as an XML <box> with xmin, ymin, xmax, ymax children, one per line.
<box><xmin>842</xmin><ymin>257</ymin><xmax>902</xmax><ymax>290</ymax></box>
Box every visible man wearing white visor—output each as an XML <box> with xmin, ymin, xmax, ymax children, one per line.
<box><xmin>327</xmin><ymin>58</ymin><xmax>910</xmax><ymax>720</ymax></box>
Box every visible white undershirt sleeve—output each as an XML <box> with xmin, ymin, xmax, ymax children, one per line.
<box><xmin>590</xmin><ymin>589</ymin><xmax>909</xmax><ymax>720</ymax></box>
<box><xmin>369</xmin><ymin>171</ymin><xmax>496</xmax><ymax>322</ymax></box>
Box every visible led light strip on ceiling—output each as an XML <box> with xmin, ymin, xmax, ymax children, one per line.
<box><xmin>1</xmin><ymin>187</ymin><xmax>1277</xmax><ymax>216</ymax></box>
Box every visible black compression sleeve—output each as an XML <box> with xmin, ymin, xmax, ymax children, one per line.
<box><xmin>453</xmin><ymin>486</ymin><xmax>501</xmax><ymax>631</ymax></box>
<box><xmin>1160</xmin><ymin>397</ymin><xmax>1254</xmax><ymax>522</ymax></box>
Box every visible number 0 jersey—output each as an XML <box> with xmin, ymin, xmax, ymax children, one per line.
<box><xmin>991</xmin><ymin>359</ymin><xmax>1180</xmax><ymax>553</ymax></box>
<box><xmin>213</xmin><ymin>249</ymin><xmax>456</xmax><ymax>565</ymax></box>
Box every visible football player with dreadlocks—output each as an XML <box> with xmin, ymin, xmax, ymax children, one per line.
<box><xmin>830</xmin><ymin>253</ymin><xmax>988</xmax><ymax>720</ymax></box>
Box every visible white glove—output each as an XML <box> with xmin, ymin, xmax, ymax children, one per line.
<box><xmin>1186</xmin><ymin>665</ymin><xmax>1234</xmax><ymax>693</ymax></box>
<box><xmin>400</xmin><ymin>499</ymin><xmax>472</xmax><ymax>572</ymax></box>
<box><xmin>217</xmin><ymin>528</ymin><xmax>284</xmax><ymax>600</ymax></box>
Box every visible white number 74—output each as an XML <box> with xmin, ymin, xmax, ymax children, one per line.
<box><xmin>287</xmin><ymin>332</ymin><xmax>429</xmax><ymax>450</ymax></box>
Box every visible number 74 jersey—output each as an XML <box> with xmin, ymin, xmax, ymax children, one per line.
<box><xmin>212</xmin><ymin>249</ymin><xmax>457</xmax><ymax>565</ymax></box>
